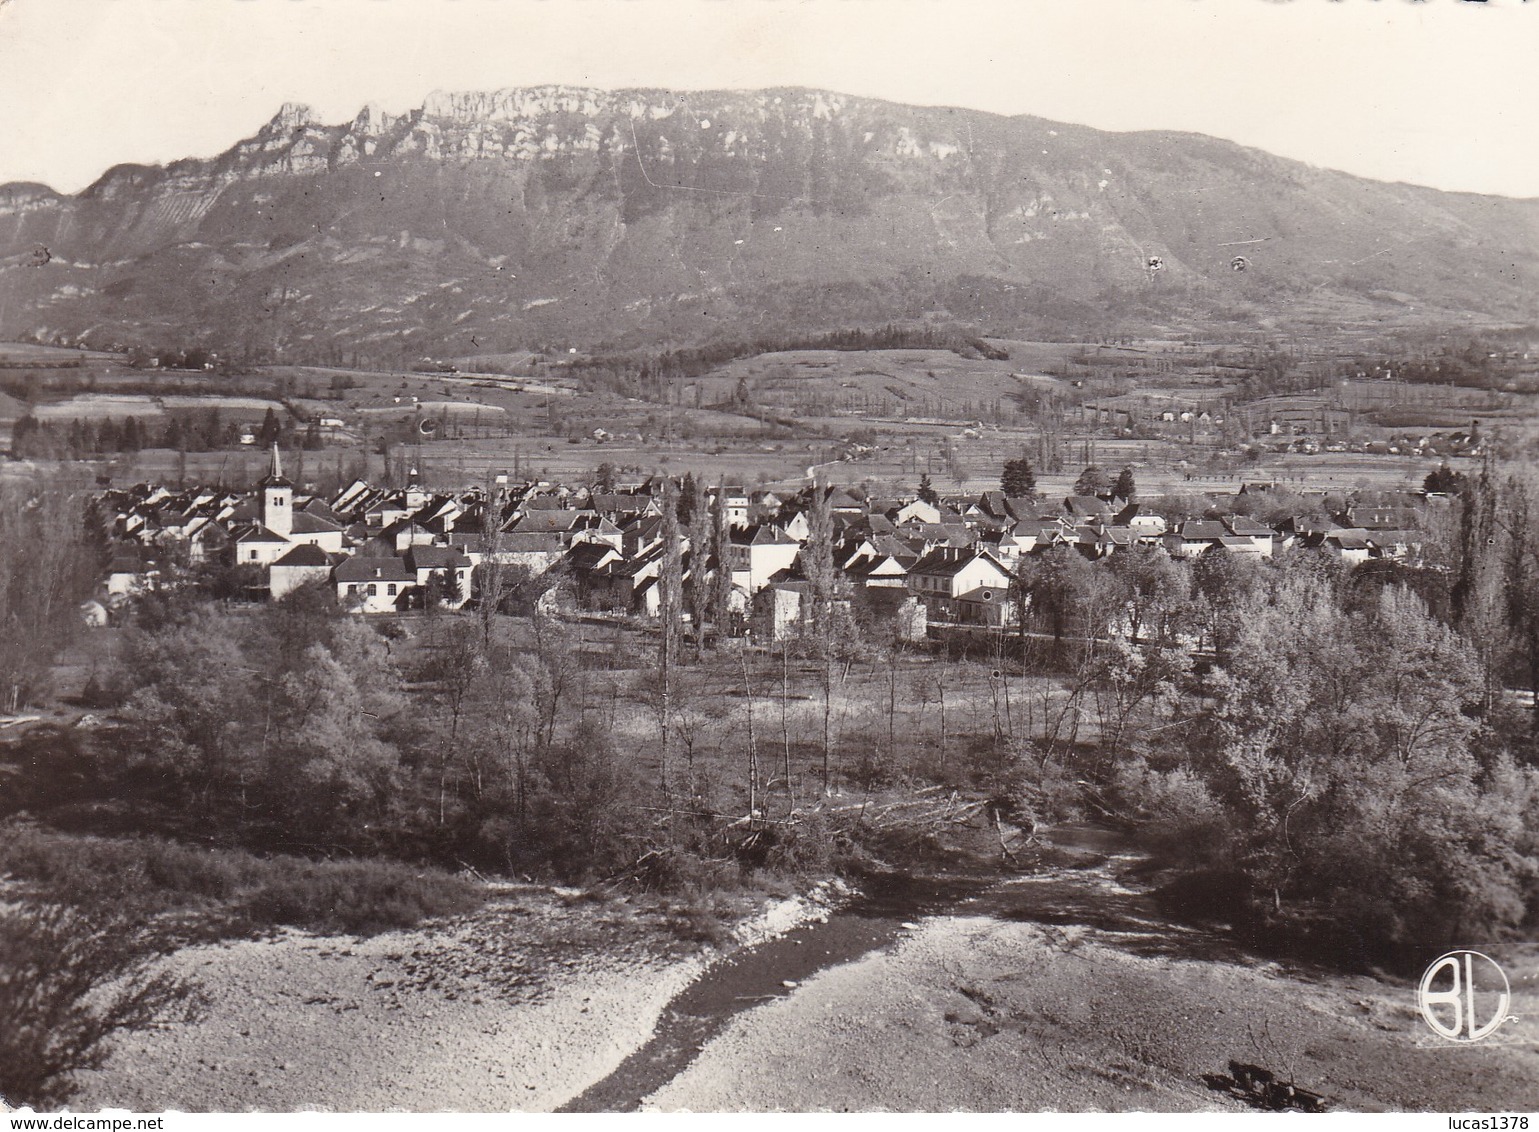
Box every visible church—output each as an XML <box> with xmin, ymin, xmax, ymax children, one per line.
<box><xmin>228</xmin><ymin>446</ymin><xmax>345</xmax><ymax>597</ymax></box>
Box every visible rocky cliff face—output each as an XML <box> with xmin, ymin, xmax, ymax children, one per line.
<box><xmin>2</xmin><ymin>86</ymin><xmax>1536</xmax><ymax>361</ymax></box>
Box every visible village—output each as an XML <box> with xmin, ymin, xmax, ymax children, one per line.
<box><xmin>89</xmin><ymin>442</ymin><xmax>1457</xmax><ymax>644</ymax></box>
<box><xmin>8</xmin><ymin>3</ymin><xmax>1539</xmax><ymax>1110</ymax></box>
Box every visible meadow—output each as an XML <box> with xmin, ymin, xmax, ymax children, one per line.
<box><xmin>0</xmin><ymin>337</ymin><xmax>1518</xmax><ymax>499</ymax></box>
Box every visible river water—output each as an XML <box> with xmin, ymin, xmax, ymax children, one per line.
<box><xmin>560</xmin><ymin>822</ymin><xmax>1146</xmax><ymax>1113</ymax></box>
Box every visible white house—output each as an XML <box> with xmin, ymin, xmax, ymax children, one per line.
<box><xmin>270</xmin><ymin>543</ymin><xmax>333</xmax><ymax>600</ymax></box>
<box><xmin>334</xmin><ymin>556</ymin><xmax>416</xmax><ymax>613</ymax></box>
<box><xmin>728</xmin><ymin>525</ymin><xmax>801</xmax><ymax>593</ymax></box>
<box><xmin>906</xmin><ymin>548</ymin><xmax>1014</xmax><ymax>622</ymax></box>
<box><xmin>1324</xmin><ymin>532</ymin><xmax>1373</xmax><ymax>566</ymax></box>
<box><xmin>892</xmin><ymin>499</ymin><xmax>941</xmax><ymax>526</ymax></box>
<box><xmin>716</xmin><ymin>486</ymin><xmax>750</xmax><ymax>526</ymax></box>
<box><xmin>406</xmin><ymin>545</ymin><xmax>473</xmax><ymax>609</ymax></box>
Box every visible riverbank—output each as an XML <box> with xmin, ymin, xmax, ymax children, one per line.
<box><xmin>645</xmin><ymin>854</ymin><xmax>1539</xmax><ymax>1112</ymax></box>
<box><xmin>67</xmin><ymin>828</ymin><xmax>1539</xmax><ymax>1113</ymax></box>
<box><xmin>69</xmin><ymin>880</ymin><xmax>847</xmax><ymax>1112</ymax></box>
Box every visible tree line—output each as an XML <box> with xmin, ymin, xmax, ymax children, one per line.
<box><xmin>565</xmin><ymin>324</ymin><xmax>1009</xmax><ymax>401</ymax></box>
<box><xmin>10</xmin><ymin>407</ymin><xmax>321</xmax><ymax>461</ymax></box>
<box><xmin>6</xmin><ymin>465</ymin><xmax>1539</xmax><ymax>1105</ymax></box>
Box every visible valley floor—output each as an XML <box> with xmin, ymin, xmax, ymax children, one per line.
<box><xmin>67</xmin><ymin>840</ymin><xmax>1539</xmax><ymax>1114</ymax></box>
<box><xmin>69</xmin><ymin>883</ymin><xmax>841</xmax><ymax>1112</ymax></box>
<box><xmin>647</xmin><ymin>903</ymin><xmax>1539</xmax><ymax>1112</ymax></box>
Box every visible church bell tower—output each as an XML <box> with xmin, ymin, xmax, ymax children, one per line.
<box><xmin>261</xmin><ymin>443</ymin><xmax>293</xmax><ymax>538</ymax></box>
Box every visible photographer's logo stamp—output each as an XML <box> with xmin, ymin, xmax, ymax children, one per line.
<box><xmin>1418</xmin><ymin>950</ymin><xmax>1511</xmax><ymax>1042</ymax></box>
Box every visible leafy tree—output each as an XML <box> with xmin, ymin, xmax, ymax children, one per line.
<box><xmin>257</xmin><ymin>407</ymin><xmax>281</xmax><ymax>447</ymax></box>
<box><xmin>916</xmin><ymin>474</ymin><xmax>938</xmax><ymax>506</ymax></box>
<box><xmin>10</xmin><ymin>415</ymin><xmax>41</xmax><ymax>458</ymax></box>
<box><xmin>272</xmin><ymin>637</ymin><xmax>402</xmax><ymax>829</ymax></box>
<box><xmin>1001</xmin><ymin>456</ymin><xmax>1037</xmax><ymax>498</ymax></box>
<box><xmin>1108</xmin><ymin>544</ymin><xmax>1189</xmax><ymax>645</ymax></box>
<box><xmin>118</xmin><ymin>610</ymin><xmax>262</xmax><ymax>800</ymax></box>
<box><xmin>0</xmin><ymin>485</ymin><xmax>105</xmax><ymax>710</ymax></box>
<box><xmin>1143</xmin><ymin>576</ymin><xmax>1531</xmax><ymax>954</ymax></box>
<box><xmin>490</xmin><ymin>562</ymin><xmax>563</xmax><ymax>617</ymax></box>
<box><xmin>1112</xmin><ymin>465</ymin><xmax>1137</xmax><ymax>501</ymax></box>
<box><xmin>197</xmin><ymin>409</ymin><xmax>222</xmax><ymax>449</ymax></box>
<box><xmin>1073</xmin><ymin>465</ymin><xmax>1109</xmax><ymax>497</ymax></box>
<box><xmin>678</xmin><ymin>472</ymin><xmax>698</xmax><ymax>525</ymax></box>
<box><xmin>710</xmin><ymin>489</ymin><xmax>733</xmax><ymax>642</ymax></box>
<box><xmin>1021</xmin><ymin>546</ymin><xmax>1098</xmax><ymax>648</ymax></box>
<box><xmin>1424</xmin><ymin>463</ymin><xmax>1468</xmax><ymax>495</ymax></box>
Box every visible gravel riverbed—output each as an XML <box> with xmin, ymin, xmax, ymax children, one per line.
<box><xmin>69</xmin><ymin>882</ymin><xmax>843</xmax><ymax>1112</ymax></box>
<box><xmin>645</xmin><ymin>876</ymin><xmax>1539</xmax><ymax>1112</ymax></box>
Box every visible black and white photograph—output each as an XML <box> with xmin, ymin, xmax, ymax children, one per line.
<box><xmin>1</xmin><ymin>0</ymin><xmax>1538</xmax><ymax>1116</ymax></box>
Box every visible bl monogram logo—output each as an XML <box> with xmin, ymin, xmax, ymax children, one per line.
<box><xmin>1418</xmin><ymin>951</ymin><xmax>1511</xmax><ymax>1042</ymax></box>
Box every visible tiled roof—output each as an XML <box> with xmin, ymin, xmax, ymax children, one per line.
<box><xmin>334</xmin><ymin>556</ymin><xmax>415</xmax><ymax>583</ymax></box>
<box><xmin>497</xmin><ymin>532</ymin><xmax>566</xmax><ymax>553</ymax></box>
<box><xmin>407</xmin><ymin>546</ymin><xmax>472</xmax><ymax>570</ymax></box>
<box><xmin>233</xmin><ymin>523</ymin><xmax>290</xmax><ymax>544</ymax></box>
<box><xmin>290</xmin><ymin>510</ymin><xmax>342</xmax><ymax>535</ymax></box>
<box><xmin>512</xmin><ymin>510</ymin><xmax>583</xmax><ymax>533</ymax></box>
<box><xmin>272</xmin><ymin>543</ymin><xmax>330</xmax><ymax>568</ymax></box>
<box><xmin>910</xmin><ymin>549</ymin><xmax>1008</xmax><ymax>578</ymax></box>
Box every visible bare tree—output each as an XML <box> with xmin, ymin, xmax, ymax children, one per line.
<box><xmin>738</xmin><ymin>647</ymin><xmax>760</xmax><ymax>818</ymax></box>
<box><xmin>686</xmin><ymin>474</ymin><xmax>711</xmax><ymax>657</ymax></box>
<box><xmin>803</xmin><ymin>481</ymin><xmax>838</xmax><ymax>791</ymax></box>
<box><xmin>779</xmin><ymin>641</ymin><xmax>796</xmax><ymax>813</ymax></box>
<box><xmin>0</xmin><ymin>484</ymin><xmax>102</xmax><ymax>711</ymax></box>
<box><xmin>710</xmin><ymin>487</ymin><xmax>733</xmax><ymax>643</ymax></box>
<box><xmin>657</xmin><ymin>477</ymin><xmax>685</xmax><ymax>797</ymax></box>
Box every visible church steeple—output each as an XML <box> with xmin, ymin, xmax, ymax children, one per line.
<box><xmin>261</xmin><ymin>443</ymin><xmax>293</xmax><ymax>538</ymax></box>
<box><xmin>260</xmin><ymin>442</ymin><xmax>291</xmax><ymax>488</ymax></box>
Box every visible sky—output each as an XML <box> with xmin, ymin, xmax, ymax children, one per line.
<box><xmin>0</xmin><ymin>0</ymin><xmax>1536</xmax><ymax>198</ymax></box>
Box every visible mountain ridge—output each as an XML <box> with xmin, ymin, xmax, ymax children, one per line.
<box><xmin>1</xmin><ymin>85</ymin><xmax>1535</xmax><ymax>362</ymax></box>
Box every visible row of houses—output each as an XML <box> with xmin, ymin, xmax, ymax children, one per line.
<box><xmin>94</xmin><ymin>450</ymin><xmax>1438</xmax><ymax>633</ymax></box>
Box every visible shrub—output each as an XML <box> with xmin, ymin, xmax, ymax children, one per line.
<box><xmin>0</xmin><ymin>903</ymin><xmax>203</xmax><ymax>1109</ymax></box>
<box><xmin>0</xmin><ymin>824</ymin><xmax>257</xmax><ymax>915</ymax></box>
<box><xmin>0</xmin><ymin>824</ymin><xmax>484</xmax><ymax>939</ymax></box>
<box><xmin>661</xmin><ymin>890</ymin><xmax>737</xmax><ymax>946</ymax></box>
<box><xmin>759</xmin><ymin>809</ymin><xmax>849</xmax><ymax>876</ymax></box>
<box><xmin>236</xmin><ymin>859</ymin><xmax>484</xmax><ymax>936</ymax></box>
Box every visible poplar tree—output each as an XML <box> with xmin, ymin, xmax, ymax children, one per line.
<box><xmin>803</xmin><ymin>481</ymin><xmax>838</xmax><ymax>791</ymax></box>
<box><xmin>657</xmin><ymin>478</ymin><xmax>684</xmax><ymax>795</ymax></box>
<box><xmin>711</xmin><ymin>488</ymin><xmax>733</xmax><ymax>644</ymax></box>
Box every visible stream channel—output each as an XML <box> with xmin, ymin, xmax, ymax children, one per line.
<box><xmin>560</xmin><ymin>823</ymin><xmax>1154</xmax><ymax>1112</ymax></box>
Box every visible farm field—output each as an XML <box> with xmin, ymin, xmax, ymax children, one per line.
<box><xmin>697</xmin><ymin>348</ymin><xmax>1067</xmax><ymax>422</ymax></box>
<box><xmin>0</xmin><ymin>339</ymin><xmax>1517</xmax><ymax>498</ymax></box>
